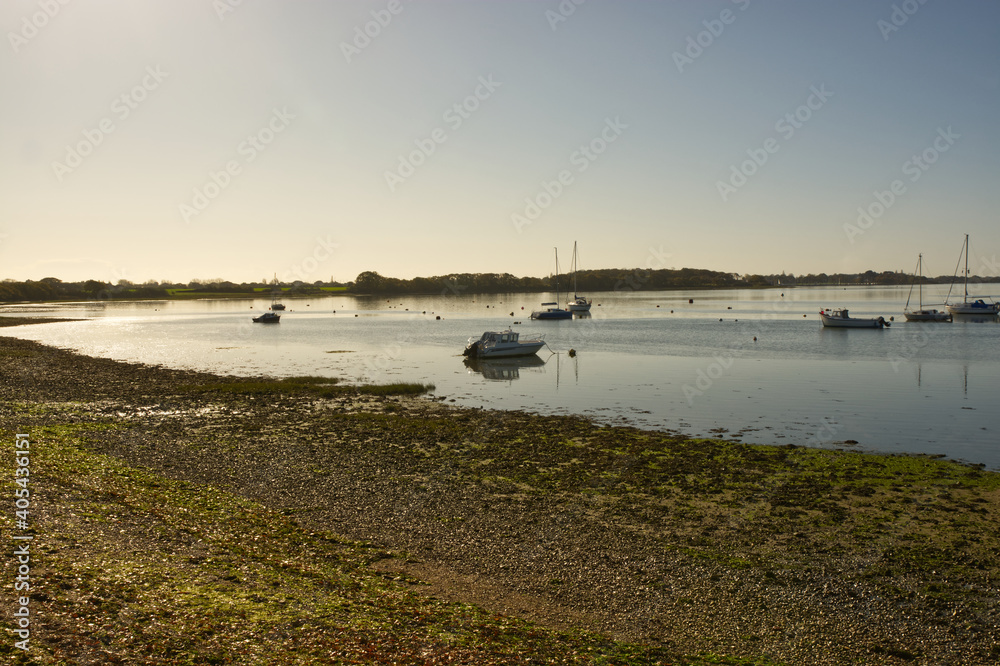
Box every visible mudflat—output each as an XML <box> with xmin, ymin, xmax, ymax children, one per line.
<box><xmin>1</xmin><ymin>334</ymin><xmax>998</xmax><ymax>665</ymax></box>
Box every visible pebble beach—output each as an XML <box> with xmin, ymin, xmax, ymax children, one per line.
<box><xmin>2</xmin><ymin>326</ymin><xmax>998</xmax><ymax>665</ymax></box>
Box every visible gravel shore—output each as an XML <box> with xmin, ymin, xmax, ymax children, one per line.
<box><xmin>2</xmin><ymin>333</ymin><xmax>998</xmax><ymax>665</ymax></box>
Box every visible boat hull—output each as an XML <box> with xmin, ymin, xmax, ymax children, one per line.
<box><xmin>531</xmin><ymin>309</ymin><xmax>572</xmax><ymax>320</ymax></box>
<box><xmin>819</xmin><ymin>311</ymin><xmax>887</xmax><ymax>328</ymax></box>
<box><xmin>946</xmin><ymin>302</ymin><xmax>1000</xmax><ymax>315</ymax></box>
<box><xmin>903</xmin><ymin>309</ymin><xmax>952</xmax><ymax>322</ymax></box>
<box><xmin>470</xmin><ymin>343</ymin><xmax>544</xmax><ymax>358</ymax></box>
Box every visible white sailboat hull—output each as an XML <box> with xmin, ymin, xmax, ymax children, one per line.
<box><xmin>946</xmin><ymin>302</ymin><xmax>1000</xmax><ymax>315</ymax></box>
<box><xmin>903</xmin><ymin>309</ymin><xmax>952</xmax><ymax>322</ymax></box>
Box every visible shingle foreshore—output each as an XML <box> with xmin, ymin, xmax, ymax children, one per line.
<box><xmin>2</xmin><ymin>333</ymin><xmax>998</xmax><ymax>665</ymax></box>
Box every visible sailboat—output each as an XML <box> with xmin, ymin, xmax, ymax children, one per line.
<box><xmin>903</xmin><ymin>254</ymin><xmax>951</xmax><ymax>322</ymax></box>
<box><xmin>566</xmin><ymin>241</ymin><xmax>592</xmax><ymax>313</ymax></box>
<box><xmin>531</xmin><ymin>248</ymin><xmax>572</xmax><ymax>320</ymax></box>
<box><xmin>945</xmin><ymin>235</ymin><xmax>1000</xmax><ymax>316</ymax></box>
<box><xmin>269</xmin><ymin>273</ymin><xmax>286</xmax><ymax>311</ymax></box>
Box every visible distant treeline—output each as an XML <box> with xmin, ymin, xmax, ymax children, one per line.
<box><xmin>349</xmin><ymin>268</ymin><xmax>994</xmax><ymax>295</ymax></box>
<box><xmin>0</xmin><ymin>278</ymin><xmax>340</xmax><ymax>303</ymax></box>
<box><xmin>2</xmin><ymin>269</ymin><xmax>996</xmax><ymax>302</ymax></box>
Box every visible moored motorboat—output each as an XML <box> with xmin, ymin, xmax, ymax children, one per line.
<box><xmin>463</xmin><ymin>330</ymin><xmax>544</xmax><ymax>358</ymax></box>
<box><xmin>252</xmin><ymin>312</ymin><xmax>280</xmax><ymax>323</ymax></box>
<box><xmin>819</xmin><ymin>308</ymin><xmax>889</xmax><ymax>328</ymax></box>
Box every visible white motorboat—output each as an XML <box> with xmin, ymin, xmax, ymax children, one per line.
<box><xmin>566</xmin><ymin>241</ymin><xmax>592</xmax><ymax>313</ymax></box>
<box><xmin>945</xmin><ymin>235</ymin><xmax>1000</xmax><ymax>316</ymax></box>
<box><xmin>463</xmin><ymin>330</ymin><xmax>545</xmax><ymax>358</ymax></box>
<box><xmin>903</xmin><ymin>254</ymin><xmax>951</xmax><ymax>322</ymax></box>
<box><xmin>819</xmin><ymin>308</ymin><xmax>889</xmax><ymax>328</ymax></box>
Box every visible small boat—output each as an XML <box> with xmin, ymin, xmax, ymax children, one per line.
<box><xmin>903</xmin><ymin>254</ymin><xmax>952</xmax><ymax>322</ymax></box>
<box><xmin>270</xmin><ymin>273</ymin><xmax>286</xmax><ymax>310</ymax></box>
<box><xmin>252</xmin><ymin>312</ymin><xmax>280</xmax><ymax>323</ymax></box>
<box><xmin>532</xmin><ymin>303</ymin><xmax>572</xmax><ymax>320</ymax></box>
<box><xmin>532</xmin><ymin>247</ymin><xmax>573</xmax><ymax>320</ymax></box>
<box><xmin>945</xmin><ymin>235</ymin><xmax>1000</xmax><ymax>316</ymax></box>
<box><xmin>819</xmin><ymin>308</ymin><xmax>889</xmax><ymax>328</ymax></box>
<box><xmin>463</xmin><ymin>330</ymin><xmax>544</xmax><ymax>358</ymax></box>
<box><xmin>566</xmin><ymin>241</ymin><xmax>592</xmax><ymax>313</ymax></box>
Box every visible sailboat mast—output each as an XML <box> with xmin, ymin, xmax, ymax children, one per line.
<box><xmin>554</xmin><ymin>247</ymin><xmax>560</xmax><ymax>303</ymax></box>
<box><xmin>572</xmin><ymin>241</ymin><xmax>578</xmax><ymax>297</ymax></box>
<box><xmin>964</xmin><ymin>234</ymin><xmax>969</xmax><ymax>300</ymax></box>
<box><xmin>918</xmin><ymin>253</ymin><xmax>922</xmax><ymax>308</ymax></box>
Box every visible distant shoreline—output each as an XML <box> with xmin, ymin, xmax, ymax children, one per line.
<box><xmin>5</xmin><ymin>268</ymin><xmax>1000</xmax><ymax>305</ymax></box>
<box><xmin>4</xmin><ymin>278</ymin><xmax>1000</xmax><ymax>307</ymax></box>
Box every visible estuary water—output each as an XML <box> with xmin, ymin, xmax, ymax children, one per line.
<box><xmin>3</xmin><ymin>285</ymin><xmax>999</xmax><ymax>469</ymax></box>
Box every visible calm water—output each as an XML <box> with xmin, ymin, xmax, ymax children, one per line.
<box><xmin>3</xmin><ymin>285</ymin><xmax>999</xmax><ymax>469</ymax></box>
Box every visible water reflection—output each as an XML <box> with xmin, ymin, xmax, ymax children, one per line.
<box><xmin>4</xmin><ymin>286</ymin><xmax>999</xmax><ymax>469</ymax></box>
<box><xmin>951</xmin><ymin>313</ymin><xmax>1000</xmax><ymax>325</ymax></box>
<box><xmin>464</xmin><ymin>355</ymin><xmax>547</xmax><ymax>381</ymax></box>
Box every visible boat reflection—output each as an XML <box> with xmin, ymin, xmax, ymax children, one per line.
<box><xmin>463</xmin><ymin>355</ymin><xmax>547</xmax><ymax>381</ymax></box>
<box><xmin>951</xmin><ymin>313</ymin><xmax>1000</xmax><ymax>324</ymax></box>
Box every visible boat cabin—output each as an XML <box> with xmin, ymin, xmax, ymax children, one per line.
<box><xmin>478</xmin><ymin>331</ymin><xmax>520</xmax><ymax>346</ymax></box>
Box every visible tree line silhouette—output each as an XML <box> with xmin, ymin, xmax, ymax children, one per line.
<box><xmin>3</xmin><ymin>268</ymin><xmax>995</xmax><ymax>302</ymax></box>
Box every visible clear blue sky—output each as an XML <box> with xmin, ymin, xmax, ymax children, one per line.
<box><xmin>2</xmin><ymin>0</ymin><xmax>998</xmax><ymax>284</ymax></box>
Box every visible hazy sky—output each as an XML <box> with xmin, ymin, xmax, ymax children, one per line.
<box><xmin>3</xmin><ymin>0</ymin><xmax>999</xmax><ymax>284</ymax></box>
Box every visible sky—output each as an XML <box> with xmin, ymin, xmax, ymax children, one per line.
<box><xmin>2</xmin><ymin>0</ymin><xmax>999</xmax><ymax>285</ymax></box>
